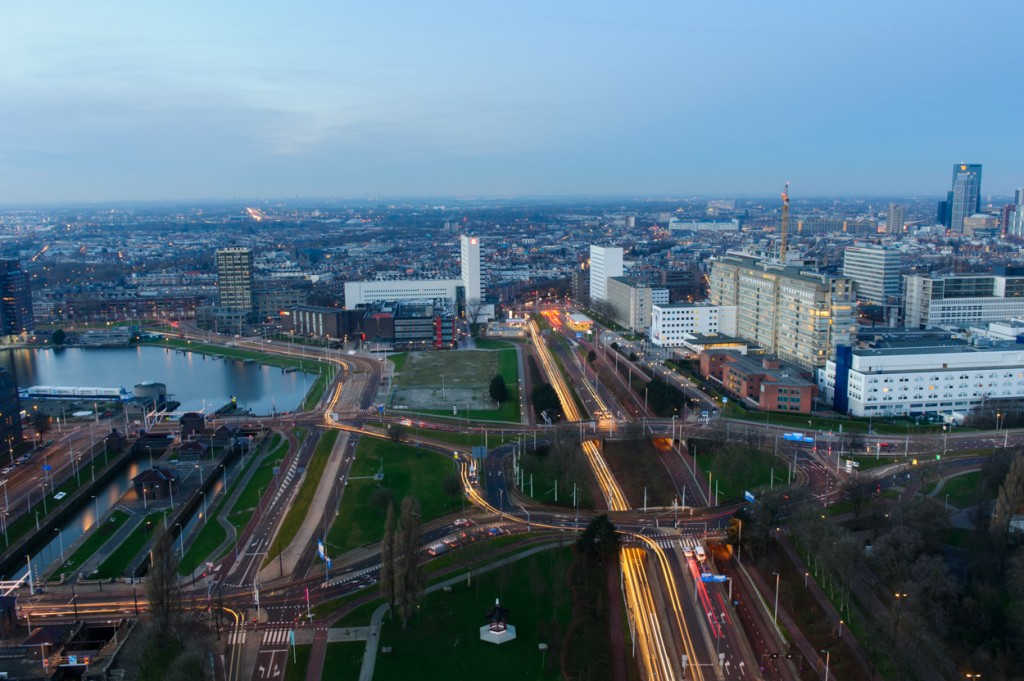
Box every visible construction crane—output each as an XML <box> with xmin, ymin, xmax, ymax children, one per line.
<box><xmin>779</xmin><ymin>181</ymin><xmax>790</xmax><ymax>263</ymax></box>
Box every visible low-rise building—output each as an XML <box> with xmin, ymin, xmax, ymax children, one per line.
<box><xmin>820</xmin><ymin>339</ymin><xmax>1024</xmax><ymax>417</ymax></box>
<box><xmin>701</xmin><ymin>352</ymin><xmax>817</xmax><ymax>413</ymax></box>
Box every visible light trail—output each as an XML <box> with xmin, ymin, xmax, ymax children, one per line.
<box><xmin>528</xmin><ymin>319</ymin><xmax>628</xmax><ymax>512</ymax></box>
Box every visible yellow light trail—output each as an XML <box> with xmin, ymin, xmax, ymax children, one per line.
<box><xmin>528</xmin><ymin>319</ymin><xmax>628</xmax><ymax>512</ymax></box>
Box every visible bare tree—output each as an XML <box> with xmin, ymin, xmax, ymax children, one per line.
<box><xmin>395</xmin><ymin>496</ymin><xmax>424</xmax><ymax>628</ymax></box>
<box><xmin>380</xmin><ymin>501</ymin><xmax>397</xmax><ymax>610</ymax></box>
<box><xmin>145</xmin><ymin>530</ymin><xmax>181</xmax><ymax>633</ymax></box>
<box><xmin>991</xmin><ymin>453</ymin><xmax>1024</xmax><ymax>569</ymax></box>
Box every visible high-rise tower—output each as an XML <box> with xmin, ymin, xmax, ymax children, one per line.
<box><xmin>216</xmin><ymin>247</ymin><xmax>254</xmax><ymax>313</ymax></box>
<box><xmin>589</xmin><ymin>245</ymin><xmax>623</xmax><ymax>304</ymax></box>
<box><xmin>0</xmin><ymin>260</ymin><xmax>33</xmax><ymax>337</ymax></box>
<box><xmin>886</xmin><ymin>203</ymin><xmax>905</xmax><ymax>233</ymax></box>
<box><xmin>460</xmin><ymin>235</ymin><xmax>482</xmax><ymax>306</ymax></box>
<box><xmin>949</xmin><ymin>163</ymin><xmax>982</xmax><ymax>234</ymax></box>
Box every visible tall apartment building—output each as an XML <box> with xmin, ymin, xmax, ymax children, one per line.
<box><xmin>950</xmin><ymin>163</ymin><xmax>982</xmax><ymax>233</ymax></box>
<box><xmin>650</xmin><ymin>304</ymin><xmax>737</xmax><ymax>347</ymax></box>
<box><xmin>0</xmin><ymin>260</ymin><xmax>33</xmax><ymax>336</ymax></box>
<box><xmin>589</xmin><ymin>245</ymin><xmax>623</xmax><ymax>304</ymax></box>
<box><xmin>216</xmin><ymin>248</ymin><xmax>254</xmax><ymax>313</ymax></box>
<box><xmin>460</xmin><ymin>235</ymin><xmax>482</xmax><ymax>305</ymax></box>
<box><xmin>842</xmin><ymin>246</ymin><xmax>902</xmax><ymax>304</ymax></box>
<box><xmin>904</xmin><ymin>268</ymin><xmax>1024</xmax><ymax>329</ymax></box>
<box><xmin>886</xmin><ymin>203</ymin><xmax>905</xmax><ymax>233</ymax></box>
<box><xmin>709</xmin><ymin>253</ymin><xmax>856</xmax><ymax>370</ymax></box>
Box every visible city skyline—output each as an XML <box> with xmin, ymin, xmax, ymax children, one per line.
<box><xmin>2</xmin><ymin>1</ymin><xmax>1022</xmax><ymax>202</ymax></box>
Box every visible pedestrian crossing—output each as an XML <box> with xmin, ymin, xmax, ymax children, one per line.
<box><xmin>262</xmin><ymin>627</ymin><xmax>291</xmax><ymax>648</ymax></box>
<box><xmin>228</xmin><ymin>629</ymin><xmax>246</xmax><ymax>646</ymax></box>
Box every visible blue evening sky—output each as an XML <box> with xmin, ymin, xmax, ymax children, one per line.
<box><xmin>1</xmin><ymin>1</ymin><xmax>1021</xmax><ymax>202</ymax></box>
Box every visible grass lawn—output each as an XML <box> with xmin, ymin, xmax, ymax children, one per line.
<box><xmin>323</xmin><ymin>642</ymin><xmax>365</xmax><ymax>681</ymax></box>
<box><xmin>265</xmin><ymin>430</ymin><xmax>339</xmax><ymax>566</ymax></box>
<box><xmin>693</xmin><ymin>442</ymin><xmax>776</xmax><ymax>503</ymax></box>
<box><xmin>284</xmin><ymin>644</ymin><xmax>311</xmax><ymax>681</ymax></box>
<box><xmin>413</xmin><ymin>428</ymin><xmax>520</xmax><ymax>449</ymax></box>
<box><xmin>388</xmin><ymin>352</ymin><xmax>408</xmax><ymax>373</ymax></box>
<box><xmin>374</xmin><ymin>546</ymin><xmax>573</xmax><ymax>681</ymax></box>
<box><xmin>94</xmin><ymin>510</ymin><xmax>167</xmax><ymax>579</ymax></box>
<box><xmin>603</xmin><ymin>439</ymin><xmax>677</xmax><ymax>507</ymax></box>
<box><xmin>474</xmin><ymin>338</ymin><xmax>517</xmax><ymax>349</ymax></box>
<box><xmin>57</xmin><ymin>510</ymin><xmax>130</xmax><ymax>576</ymax></box>
<box><xmin>938</xmin><ymin>471</ymin><xmax>988</xmax><ymax>508</ymax></box>
<box><xmin>326</xmin><ymin>438</ymin><xmax>452</xmax><ymax>556</ymax></box>
<box><xmin>517</xmin><ymin>443</ymin><xmax>597</xmax><ymax>510</ymax></box>
<box><xmin>145</xmin><ymin>337</ymin><xmax>327</xmax><ymax>373</ymax></box>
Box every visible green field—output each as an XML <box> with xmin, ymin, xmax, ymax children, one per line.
<box><xmin>326</xmin><ymin>437</ymin><xmax>451</xmax><ymax>556</ymax></box>
<box><xmin>266</xmin><ymin>430</ymin><xmax>339</xmax><ymax>565</ymax></box>
<box><xmin>284</xmin><ymin>645</ymin><xmax>311</xmax><ymax>681</ymax></box>
<box><xmin>324</xmin><ymin>642</ymin><xmax>365</xmax><ymax>681</ymax></box>
<box><xmin>693</xmin><ymin>441</ymin><xmax>777</xmax><ymax>503</ymax></box>
<box><xmin>373</xmin><ymin>547</ymin><xmax>573</xmax><ymax>681</ymax></box>
<box><xmin>516</xmin><ymin>442</ymin><xmax>597</xmax><ymax>510</ymax></box>
<box><xmin>938</xmin><ymin>471</ymin><xmax>988</xmax><ymax>508</ymax></box>
<box><xmin>57</xmin><ymin>510</ymin><xmax>131</xmax><ymax>577</ymax></box>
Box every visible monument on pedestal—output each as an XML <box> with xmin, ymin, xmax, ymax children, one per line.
<box><xmin>479</xmin><ymin>598</ymin><xmax>516</xmax><ymax>644</ymax></box>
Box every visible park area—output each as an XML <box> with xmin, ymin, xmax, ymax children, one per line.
<box><xmin>389</xmin><ymin>349</ymin><xmax>520</xmax><ymax>421</ymax></box>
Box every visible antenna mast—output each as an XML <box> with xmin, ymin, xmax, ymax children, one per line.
<box><xmin>780</xmin><ymin>182</ymin><xmax>790</xmax><ymax>262</ymax></box>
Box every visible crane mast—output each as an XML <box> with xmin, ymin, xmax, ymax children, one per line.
<box><xmin>780</xmin><ymin>182</ymin><xmax>790</xmax><ymax>263</ymax></box>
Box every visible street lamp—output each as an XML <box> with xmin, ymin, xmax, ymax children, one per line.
<box><xmin>518</xmin><ymin>504</ymin><xmax>531</xmax><ymax>532</ymax></box>
<box><xmin>55</xmin><ymin>528</ymin><xmax>64</xmax><ymax>563</ymax></box>
<box><xmin>772</xmin><ymin>572</ymin><xmax>780</xmax><ymax>625</ymax></box>
<box><xmin>822</xmin><ymin>649</ymin><xmax>831</xmax><ymax>681</ymax></box>
<box><xmin>942</xmin><ymin>425</ymin><xmax>948</xmax><ymax>459</ymax></box>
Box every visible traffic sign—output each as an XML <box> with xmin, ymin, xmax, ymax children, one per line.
<box><xmin>744</xmin><ymin>490</ymin><xmax>755</xmax><ymax>503</ymax></box>
<box><xmin>42</xmin><ymin>464</ymin><xmax>52</xmax><ymax>471</ymax></box>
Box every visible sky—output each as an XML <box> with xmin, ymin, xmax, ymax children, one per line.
<box><xmin>1</xmin><ymin>1</ymin><xmax>1022</xmax><ymax>202</ymax></box>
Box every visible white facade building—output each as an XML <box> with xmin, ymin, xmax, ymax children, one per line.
<box><xmin>820</xmin><ymin>341</ymin><xmax>1024</xmax><ymax>417</ymax></box>
<box><xmin>344</xmin><ymin>279</ymin><xmax>462</xmax><ymax>307</ymax></box>
<box><xmin>589</xmin><ymin>245</ymin><xmax>623</xmax><ymax>304</ymax></box>
<box><xmin>460</xmin><ymin>235</ymin><xmax>482</xmax><ymax>305</ymax></box>
<box><xmin>650</xmin><ymin>304</ymin><xmax>737</xmax><ymax>347</ymax></box>
<box><xmin>843</xmin><ymin>246</ymin><xmax>902</xmax><ymax>304</ymax></box>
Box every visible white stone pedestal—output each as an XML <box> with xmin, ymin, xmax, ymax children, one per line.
<box><xmin>479</xmin><ymin>624</ymin><xmax>517</xmax><ymax>644</ymax></box>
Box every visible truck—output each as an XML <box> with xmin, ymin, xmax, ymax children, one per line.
<box><xmin>427</xmin><ymin>543</ymin><xmax>449</xmax><ymax>557</ymax></box>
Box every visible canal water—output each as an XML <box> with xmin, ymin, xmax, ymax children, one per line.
<box><xmin>2</xmin><ymin>345</ymin><xmax>314</xmax><ymax>415</ymax></box>
<box><xmin>0</xmin><ymin>345</ymin><xmax>306</xmax><ymax>582</ymax></box>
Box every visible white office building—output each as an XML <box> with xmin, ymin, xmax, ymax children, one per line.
<box><xmin>344</xmin><ymin>279</ymin><xmax>462</xmax><ymax>307</ymax></box>
<box><xmin>904</xmin><ymin>269</ymin><xmax>1024</xmax><ymax>329</ymax></box>
<box><xmin>843</xmin><ymin>246</ymin><xmax>902</xmax><ymax>304</ymax></box>
<box><xmin>820</xmin><ymin>341</ymin><xmax>1024</xmax><ymax>417</ymax></box>
<box><xmin>589</xmin><ymin>245</ymin><xmax>623</xmax><ymax>304</ymax></box>
<box><xmin>650</xmin><ymin>304</ymin><xmax>737</xmax><ymax>347</ymax></box>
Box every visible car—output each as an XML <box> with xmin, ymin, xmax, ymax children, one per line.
<box><xmin>454</xmin><ymin>518</ymin><xmax>471</xmax><ymax>527</ymax></box>
<box><xmin>0</xmin><ymin>467</ymin><xmax>11</xmax><ymax>475</ymax></box>
<box><xmin>878</xmin><ymin>442</ymin><xmax>890</xmax><ymax>449</ymax></box>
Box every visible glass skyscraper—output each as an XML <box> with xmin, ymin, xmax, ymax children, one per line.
<box><xmin>949</xmin><ymin>163</ymin><xmax>982</xmax><ymax>234</ymax></box>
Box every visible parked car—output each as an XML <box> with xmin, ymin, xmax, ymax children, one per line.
<box><xmin>454</xmin><ymin>518</ymin><xmax>471</xmax><ymax>527</ymax></box>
